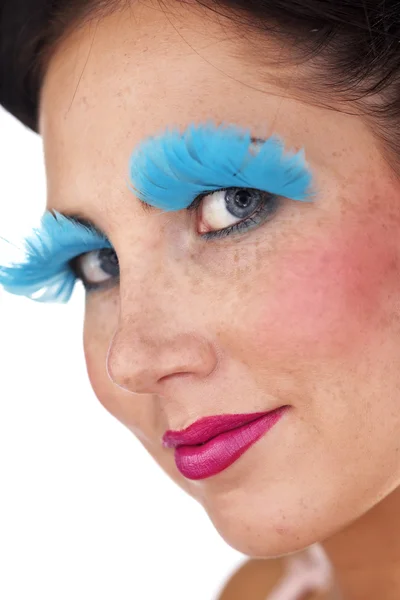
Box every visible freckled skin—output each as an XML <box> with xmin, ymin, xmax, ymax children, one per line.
<box><xmin>40</xmin><ymin>2</ymin><xmax>400</xmax><ymax>597</ymax></box>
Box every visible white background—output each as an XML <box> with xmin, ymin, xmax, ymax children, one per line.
<box><xmin>0</xmin><ymin>107</ymin><xmax>244</xmax><ymax>599</ymax></box>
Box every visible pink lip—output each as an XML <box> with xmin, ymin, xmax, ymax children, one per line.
<box><xmin>162</xmin><ymin>406</ymin><xmax>290</xmax><ymax>480</ymax></box>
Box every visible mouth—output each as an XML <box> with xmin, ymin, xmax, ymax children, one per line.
<box><xmin>162</xmin><ymin>406</ymin><xmax>290</xmax><ymax>480</ymax></box>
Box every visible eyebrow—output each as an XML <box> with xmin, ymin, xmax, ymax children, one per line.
<box><xmin>56</xmin><ymin>199</ymin><xmax>156</xmax><ymax>240</ymax></box>
<box><xmin>59</xmin><ymin>213</ymin><xmax>110</xmax><ymax>237</ymax></box>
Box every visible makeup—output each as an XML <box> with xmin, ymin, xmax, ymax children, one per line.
<box><xmin>129</xmin><ymin>120</ymin><xmax>315</xmax><ymax>212</ymax></box>
<box><xmin>163</xmin><ymin>406</ymin><xmax>289</xmax><ymax>480</ymax></box>
<box><xmin>0</xmin><ymin>211</ymin><xmax>112</xmax><ymax>303</ymax></box>
<box><xmin>0</xmin><ymin>121</ymin><xmax>315</xmax><ymax>303</ymax></box>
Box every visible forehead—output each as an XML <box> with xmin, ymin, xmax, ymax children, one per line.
<box><xmin>39</xmin><ymin>1</ymin><xmax>380</xmax><ymax>221</ymax></box>
<box><xmin>39</xmin><ymin>3</ymin><xmax>287</xmax><ymax>146</ymax></box>
<box><xmin>39</xmin><ymin>4</ymin><xmax>281</xmax><ymax>210</ymax></box>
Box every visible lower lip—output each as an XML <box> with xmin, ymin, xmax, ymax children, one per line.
<box><xmin>174</xmin><ymin>406</ymin><xmax>289</xmax><ymax>480</ymax></box>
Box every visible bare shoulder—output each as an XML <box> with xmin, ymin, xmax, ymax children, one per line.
<box><xmin>216</xmin><ymin>550</ymin><xmax>334</xmax><ymax>600</ymax></box>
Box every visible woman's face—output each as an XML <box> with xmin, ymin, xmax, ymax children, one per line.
<box><xmin>40</xmin><ymin>2</ymin><xmax>400</xmax><ymax>557</ymax></box>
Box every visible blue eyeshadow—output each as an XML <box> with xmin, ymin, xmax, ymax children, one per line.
<box><xmin>0</xmin><ymin>120</ymin><xmax>315</xmax><ymax>304</ymax></box>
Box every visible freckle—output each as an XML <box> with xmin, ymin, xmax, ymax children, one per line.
<box><xmin>190</xmin><ymin>274</ymin><xmax>201</xmax><ymax>289</ymax></box>
<box><xmin>121</xmin><ymin>376</ymin><xmax>131</xmax><ymax>387</ymax></box>
<box><xmin>255</xmin><ymin>244</ymin><xmax>267</xmax><ymax>268</ymax></box>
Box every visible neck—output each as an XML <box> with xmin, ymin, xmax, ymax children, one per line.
<box><xmin>321</xmin><ymin>486</ymin><xmax>400</xmax><ymax>600</ymax></box>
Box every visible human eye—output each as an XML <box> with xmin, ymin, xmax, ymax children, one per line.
<box><xmin>0</xmin><ymin>210</ymin><xmax>115</xmax><ymax>303</ymax></box>
<box><xmin>188</xmin><ymin>187</ymin><xmax>281</xmax><ymax>240</ymax></box>
<box><xmin>69</xmin><ymin>248</ymin><xmax>119</xmax><ymax>292</ymax></box>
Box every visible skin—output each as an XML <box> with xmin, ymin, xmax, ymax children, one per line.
<box><xmin>39</xmin><ymin>2</ymin><xmax>400</xmax><ymax>598</ymax></box>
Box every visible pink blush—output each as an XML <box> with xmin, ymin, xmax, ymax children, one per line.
<box><xmin>246</xmin><ymin>220</ymin><xmax>400</xmax><ymax>359</ymax></box>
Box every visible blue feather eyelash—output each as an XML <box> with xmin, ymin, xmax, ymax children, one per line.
<box><xmin>0</xmin><ymin>210</ymin><xmax>112</xmax><ymax>303</ymax></box>
<box><xmin>128</xmin><ymin>120</ymin><xmax>315</xmax><ymax>212</ymax></box>
<box><xmin>0</xmin><ymin>121</ymin><xmax>315</xmax><ymax>305</ymax></box>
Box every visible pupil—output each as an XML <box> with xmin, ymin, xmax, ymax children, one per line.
<box><xmin>235</xmin><ymin>190</ymin><xmax>251</xmax><ymax>208</ymax></box>
<box><xmin>99</xmin><ymin>248</ymin><xmax>119</xmax><ymax>276</ymax></box>
<box><xmin>225</xmin><ymin>187</ymin><xmax>261</xmax><ymax>219</ymax></box>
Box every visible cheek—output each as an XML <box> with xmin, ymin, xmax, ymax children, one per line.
<box><xmin>83</xmin><ymin>319</ymin><xmax>115</xmax><ymax>411</ymax></box>
<box><xmin>84</xmin><ymin>328</ymin><xmax>151</xmax><ymax>432</ymax></box>
<box><xmin>244</xmin><ymin>222</ymin><xmax>400</xmax><ymax>360</ymax></box>
<box><xmin>82</xmin><ymin>299</ymin><xmax>130</xmax><ymax>424</ymax></box>
<box><xmin>82</xmin><ymin>307</ymin><xmax>196</xmax><ymax>497</ymax></box>
<box><xmin>82</xmin><ymin>301</ymin><xmax>165</xmax><ymax>440</ymax></box>
<box><xmin>83</xmin><ymin>298</ymin><xmax>115</xmax><ymax>383</ymax></box>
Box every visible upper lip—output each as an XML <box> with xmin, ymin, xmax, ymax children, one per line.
<box><xmin>162</xmin><ymin>408</ymin><xmax>283</xmax><ymax>449</ymax></box>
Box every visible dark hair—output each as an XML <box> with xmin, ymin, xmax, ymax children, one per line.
<box><xmin>2</xmin><ymin>1</ymin><xmax>400</xmax><ymax>167</ymax></box>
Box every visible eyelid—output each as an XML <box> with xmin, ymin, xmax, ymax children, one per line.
<box><xmin>0</xmin><ymin>210</ymin><xmax>112</xmax><ymax>303</ymax></box>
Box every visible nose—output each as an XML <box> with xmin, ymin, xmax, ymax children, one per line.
<box><xmin>105</xmin><ymin>222</ymin><xmax>220</xmax><ymax>395</ymax></box>
<box><xmin>106</xmin><ymin>318</ymin><xmax>219</xmax><ymax>396</ymax></box>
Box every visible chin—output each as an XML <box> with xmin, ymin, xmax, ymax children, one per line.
<box><xmin>198</xmin><ymin>488</ymin><xmax>333</xmax><ymax>559</ymax></box>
